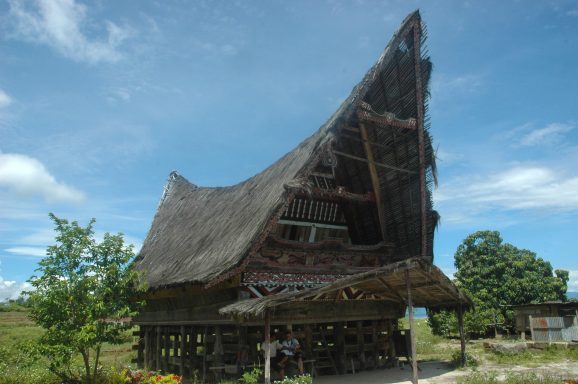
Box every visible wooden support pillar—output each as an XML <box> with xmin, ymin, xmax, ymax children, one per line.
<box><xmin>371</xmin><ymin>320</ymin><xmax>379</xmax><ymax>369</ymax></box>
<box><xmin>264</xmin><ymin>310</ymin><xmax>271</xmax><ymax>384</ymax></box>
<box><xmin>386</xmin><ymin>319</ymin><xmax>396</xmax><ymax>362</ymax></box>
<box><xmin>155</xmin><ymin>326</ymin><xmax>161</xmax><ymax>371</ymax></box>
<box><xmin>356</xmin><ymin>321</ymin><xmax>366</xmax><ymax>370</ymax></box>
<box><xmin>180</xmin><ymin>325</ymin><xmax>186</xmax><ymax>377</ymax></box>
<box><xmin>189</xmin><ymin>326</ymin><xmax>197</xmax><ymax>374</ymax></box>
<box><xmin>304</xmin><ymin>324</ymin><xmax>313</xmax><ymax>359</ymax></box>
<box><xmin>202</xmin><ymin>326</ymin><xmax>208</xmax><ymax>384</ymax></box>
<box><xmin>214</xmin><ymin>325</ymin><xmax>224</xmax><ymax>381</ymax></box>
<box><xmin>334</xmin><ymin>322</ymin><xmax>346</xmax><ymax>373</ymax></box>
<box><xmin>405</xmin><ymin>270</ymin><xmax>418</xmax><ymax>384</ymax></box>
<box><xmin>164</xmin><ymin>327</ymin><xmax>170</xmax><ymax>371</ymax></box>
<box><xmin>143</xmin><ymin>326</ymin><xmax>150</xmax><ymax>370</ymax></box>
<box><xmin>457</xmin><ymin>305</ymin><xmax>466</xmax><ymax>367</ymax></box>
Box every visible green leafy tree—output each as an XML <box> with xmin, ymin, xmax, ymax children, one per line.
<box><xmin>26</xmin><ymin>214</ymin><xmax>145</xmax><ymax>384</ymax></box>
<box><xmin>428</xmin><ymin>230</ymin><xmax>568</xmax><ymax>337</ymax></box>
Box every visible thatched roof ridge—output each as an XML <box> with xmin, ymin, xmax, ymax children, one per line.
<box><xmin>135</xmin><ymin>10</ymin><xmax>432</xmax><ymax>289</ymax></box>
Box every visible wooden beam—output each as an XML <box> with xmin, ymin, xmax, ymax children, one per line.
<box><xmin>413</xmin><ymin>20</ymin><xmax>428</xmax><ymax>259</ymax></box>
<box><xmin>264</xmin><ymin>310</ymin><xmax>271</xmax><ymax>384</ymax></box>
<box><xmin>457</xmin><ymin>305</ymin><xmax>466</xmax><ymax>367</ymax></box>
<box><xmin>360</xmin><ymin>123</ymin><xmax>387</xmax><ymax>241</ymax></box>
<box><xmin>333</xmin><ymin>150</ymin><xmax>416</xmax><ymax>174</ymax></box>
<box><xmin>283</xmin><ymin>184</ymin><xmax>377</xmax><ymax>203</ymax></box>
<box><xmin>357</xmin><ymin>101</ymin><xmax>417</xmax><ymax>130</ymax></box>
<box><xmin>406</xmin><ymin>270</ymin><xmax>418</xmax><ymax>384</ymax></box>
<box><xmin>375</xmin><ymin>277</ymin><xmax>406</xmax><ymax>302</ymax></box>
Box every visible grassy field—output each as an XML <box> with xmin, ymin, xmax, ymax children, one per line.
<box><xmin>0</xmin><ymin>310</ymin><xmax>135</xmax><ymax>384</ymax></box>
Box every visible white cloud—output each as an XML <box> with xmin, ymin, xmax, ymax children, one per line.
<box><xmin>432</xmin><ymin>73</ymin><xmax>483</xmax><ymax>97</ymax></box>
<box><xmin>518</xmin><ymin>123</ymin><xmax>575</xmax><ymax>147</ymax></box>
<box><xmin>4</xmin><ymin>246</ymin><xmax>47</xmax><ymax>257</ymax></box>
<box><xmin>567</xmin><ymin>9</ymin><xmax>578</xmax><ymax>17</ymax></box>
<box><xmin>0</xmin><ymin>277</ymin><xmax>31</xmax><ymax>302</ymax></box>
<box><xmin>436</xmin><ymin>148</ymin><xmax>463</xmax><ymax>165</ymax></box>
<box><xmin>436</xmin><ymin>165</ymin><xmax>578</xmax><ymax>213</ymax></box>
<box><xmin>8</xmin><ymin>0</ymin><xmax>134</xmax><ymax>64</ymax></box>
<box><xmin>0</xmin><ymin>152</ymin><xmax>85</xmax><ymax>203</ymax></box>
<box><xmin>568</xmin><ymin>271</ymin><xmax>578</xmax><ymax>292</ymax></box>
<box><xmin>0</xmin><ymin>89</ymin><xmax>12</xmax><ymax>108</ymax></box>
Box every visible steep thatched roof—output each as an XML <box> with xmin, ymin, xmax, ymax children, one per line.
<box><xmin>135</xmin><ymin>10</ymin><xmax>437</xmax><ymax>289</ymax></box>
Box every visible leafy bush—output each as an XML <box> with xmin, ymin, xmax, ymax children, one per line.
<box><xmin>273</xmin><ymin>374</ymin><xmax>313</xmax><ymax>384</ymax></box>
<box><xmin>451</xmin><ymin>350</ymin><xmax>478</xmax><ymax>368</ymax></box>
<box><xmin>120</xmin><ymin>368</ymin><xmax>182</xmax><ymax>384</ymax></box>
<box><xmin>239</xmin><ymin>368</ymin><xmax>262</xmax><ymax>384</ymax></box>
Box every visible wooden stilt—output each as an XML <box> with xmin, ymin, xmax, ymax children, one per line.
<box><xmin>155</xmin><ymin>326</ymin><xmax>161</xmax><ymax>371</ymax></box>
<box><xmin>265</xmin><ymin>310</ymin><xmax>271</xmax><ymax>384</ymax></box>
<box><xmin>405</xmin><ymin>270</ymin><xmax>418</xmax><ymax>384</ymax></box>
<box><xmin>143</xmin><ymin>326</ymin><xmax>150</xmax><ymax>370</ymax></box>
<box><xmin>180</xmin><ymin>325</ymin><xmax>186</xmax><ymax>377</ymax></box>
<box><xmin>356</xmin><ymin>321</ymin><xmax>366</xmax><ymax>370</ymax></box>
<box><xmin>334</xmin><ymin>322</ymin><xmax>345</xmax><ymax>374</ymax></box>
<box><xmin>164</xmin><ymin>327</ymin><xmax>170</xmax><ymax>371</ymax></box>
<box><xmin>457</xmin><ymin>305</ymin><xmax>466</xmax><ymax>367</ymax></box>
<box><xmin>386</xmin><ymin>319</ymin><xmax>396</xmax><ymax>363</ymax></box>
<box><xmin>214</xmin><ymin>326</ymin><xmax>223</xmax><ymax>382</ymax></box>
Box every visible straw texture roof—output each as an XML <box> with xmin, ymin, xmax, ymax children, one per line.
<box><xmin>135</xmin><ymin>10</ymin><xmax>437</xmax><ymax>289</ymax></box>
<box><xmin>219</xmin><ymin>257</ymin><xmax>472</xmax><ymax>318</ymax></box>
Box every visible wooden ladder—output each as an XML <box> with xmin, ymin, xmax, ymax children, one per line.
<box><xmin>315</xmin><ymin>326</ymin><xmax>338</xmax><ymax>375</ymax></box>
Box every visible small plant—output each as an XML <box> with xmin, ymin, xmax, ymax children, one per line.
<box><xmin>121</xmin><ymin>368</ymin><xmax>182</xmax><ymax>384</ymax></box>
<box><xmin>239</xmin><ymin>368</ymin><xmax>262</xmax><ymax>384</ymax></box>
<box><xmin>451</xmin><ymin>350</ymin><xmax>478</xmax><ymax>368</ymax></box>
<box><xmin>273</xmin><ymin>374</ymin><xmax>313</xmax><ymax>384</ymax></box>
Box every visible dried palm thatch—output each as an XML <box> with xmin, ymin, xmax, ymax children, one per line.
<box><xmin>135</xmin><ymin>10</ymin><xmax>438</xmax><ymax>290</ymax></box>
<box><xmin>219</xmin><ymin>257</ymin><xmax>472</xmax><ymax>319</ymax></box>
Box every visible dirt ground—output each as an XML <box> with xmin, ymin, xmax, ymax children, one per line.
<box><xmin>313</xmin><ymin>360</ymin><xmax>578</xmax><ymax>384</ymax></box>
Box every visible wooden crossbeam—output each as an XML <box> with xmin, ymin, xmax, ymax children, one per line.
<box><xmin>283</xmin><ymin>184</ymin><xmax>376</xmax><ymax>203</ymax></box>
<box><xmin>333</xmin><ymin>150</ymin><xmax>416</xmax><ymax>174</ymax></box>
<box><xmin>357</xmin><ymin>101</ymin><xmax>417</xmax><ymax>130</ymax></box>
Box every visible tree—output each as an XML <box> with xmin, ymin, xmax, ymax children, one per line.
<box><xmin>26</xmin><ymin>214</ymin><xmax>145</xmax><ymax>384</ymax></box>
<box><xmin>428</xmin><ymin>230</ymin><xmax>568</xmax><ymax>337</ymax></box>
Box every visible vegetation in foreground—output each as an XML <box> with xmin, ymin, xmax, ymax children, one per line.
<box><xmin>457</xmin><ymin>371</ymin><xmax>572</xmax><ymax>384</ymax></box>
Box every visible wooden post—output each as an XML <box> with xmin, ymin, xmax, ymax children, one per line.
<box><xmin>164</xmin><ymin>327</ymin><xmax>170</xmax><ymax>370</ymax></box>
<box><xmin>264</xmin><ymin>310</ymin><xmax>271</xmax><ymax>384</ymax></box>
<box><xmin>529</xmin><ymin>315</ymin><xmax>535</xmax><ymax>341</ymax></box>
<box><xmin>405</xmin><ymin>270</ymin><xmax>418</xmax><ymax>384</ymax></box>
<box><xmin>304</xmin><ymin>324</ymin><xmax>313</xmax><ymax>359</ymax></box>
<box><xmin>457</xmin><ymin>305</ymin><xmax>466</xmax><ymax>367</ymax></box>
<box><xmin>371</xmin><ymin>320</ymin><xmax>379</xmax><ymax>369</ymax></box>
<box><xmin>356</xmin><ymin>321</ymin><xmax>366</xmax><ymax>370</ymax></box>
<box><xmin>143</xmin><ymin>326</ymin><xmax>150</xmax><ymax>370</ymax></box>
<box><xmin>334</xmin><ymin>322</ymin><xmax>345</xmax><ymax>373</ymax></box>
<box><xmin>180</xmin><ymin>325</ymin><xmax>186</xmax><ymax>377</ymax></box>
<box><xmin>386</xmin><ymin>319</ymin><xmax>396</xmax><ymax>363</ymax></box>
<box><xmin>155</xmin><ymin>326</ymin><xmax>161</xmax><ymax>371</ymax></box>
<box><xmin>214</xmin><ymin>325</ymin><xmax>224</xmax><ymax>381</ymax></box>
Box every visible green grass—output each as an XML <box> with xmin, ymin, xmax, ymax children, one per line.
<box><xmin>400</xmin><ymin>317</ymin><xmax>461</xmax><ymax>361</ymax></box>
<box><xmin>457</xmin><ymin>371</ymin><xmax>568</xmax><ymax>384</ymax></box>
<box><xmin>0</xmin><ymin>310</ymin><xmax>137</xmax><ymax>384</ymax></box>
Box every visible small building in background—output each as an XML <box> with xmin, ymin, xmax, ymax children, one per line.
<box><xmin>513</xmin><ymin>301</ymin><xmax>578</xmax><ymax>341</ymax></box>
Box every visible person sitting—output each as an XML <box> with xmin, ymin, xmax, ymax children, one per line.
<box><xmin>278</xmin><ymin>330</ymin><xmax>304</xmax><ymax>378</ymax></box>
<box><xmin>261</xmin><ymin>331</ymin><xmax>281</xmax><ymax>372</ymax></box>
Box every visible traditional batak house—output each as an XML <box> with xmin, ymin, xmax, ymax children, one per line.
<box><xmin>134</xmin><ymin>11</ymin><xmax>471</xmax><ymax>384</ymax></box>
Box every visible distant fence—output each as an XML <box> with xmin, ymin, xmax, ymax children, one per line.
<box><xmin>529</xmin><ymin>315</ymin><xmax>578</xmax><ymax>342</ymax></box>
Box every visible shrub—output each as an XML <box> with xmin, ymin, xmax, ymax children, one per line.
<box><xmin>451</xmin><ymin>350</ymin><xmax>478</xmax><ymax>368</ymax></box>
<box><xmin>240</xmin><ymin>368</ymin><xmax>262</xmax><ymax>384</ymax></box>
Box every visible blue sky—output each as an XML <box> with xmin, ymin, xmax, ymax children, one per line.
<box><xmin>1</xmin><ymin>0</ymin><xmax>578</xmax><ymax>300</ymax></box>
